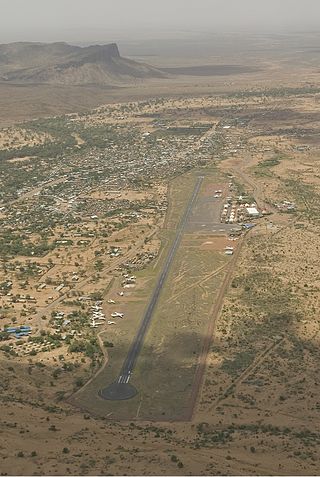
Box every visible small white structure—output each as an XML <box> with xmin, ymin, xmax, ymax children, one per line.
<box><xmin>246</xmin><ymin>207</ymin><xmax>260</xmax><ymax>218</ymax></box>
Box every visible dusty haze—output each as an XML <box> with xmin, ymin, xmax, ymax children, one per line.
<box><xmin>1</xmin><ymin>0</ymin><xmax>320</xmax><ymax>43</ymax></box>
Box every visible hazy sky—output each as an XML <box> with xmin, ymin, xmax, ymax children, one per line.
<box><xmin>1</xmin><ymin>0</ymin><xmax>320</xmax><ymax>42</ymax></box>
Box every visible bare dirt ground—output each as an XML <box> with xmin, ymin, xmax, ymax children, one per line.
<box><xmin>0</xmin><ymin>127</ymin><xmax>51</xmax><ymax>149</ymax></box>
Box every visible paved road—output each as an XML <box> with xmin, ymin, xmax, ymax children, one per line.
<box><xmin>100</xmin><ymin>176</ymin><xmax>204</xmax><ymax>398</ymax></box>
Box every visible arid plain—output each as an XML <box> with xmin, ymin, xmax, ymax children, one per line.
<box><xmin>1</xmin><ymin>32</ymin><xmax>320</xmax><ymax>475</ymax></box>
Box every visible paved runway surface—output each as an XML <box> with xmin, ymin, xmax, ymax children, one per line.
<box><xmin>186</xmin><ymin>193</ymin><xmax>241</xmax><ymax>234</ymax></box>
<box><xmin>99</xmin><ymin>176</ymin><xmax>204</xmax><ymax>400</ymax></box>
<box><xmin>187</xmin><ymin>222</ymin><xmax>238</xmax><ymax>233</ymax></box>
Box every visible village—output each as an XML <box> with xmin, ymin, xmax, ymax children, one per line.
<box><xmin>2</xmin><ymin>94</ymin><xmax>302</xmax><ymax>364</ymax></box>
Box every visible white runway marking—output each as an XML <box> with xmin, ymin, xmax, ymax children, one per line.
<box><xmin>117</xmin><ymin>374</ymin><xmax>130</xmax><ymax>384</ymax></box>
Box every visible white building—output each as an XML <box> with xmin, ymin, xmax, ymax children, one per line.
<box><xmin>246</xmin><ymin>207</ymin><xmax>260</xmax><ymax>218</ymax></box>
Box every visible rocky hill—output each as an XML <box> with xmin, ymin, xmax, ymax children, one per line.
<box><xmin>0</xmin><ymin>42</ymin><xmax>165</xmax><ymax>86</ymax></box>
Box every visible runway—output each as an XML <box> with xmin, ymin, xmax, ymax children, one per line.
<box><xmin>99</xmin><ymin>176</ymin><xmax>204</xmax><ymax>400</ymax></box>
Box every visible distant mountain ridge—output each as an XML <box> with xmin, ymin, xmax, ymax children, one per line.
<box><xmin>0</xmin><ymin>41</ymin><xmax>165</xmax><ymax>86</ymax></box>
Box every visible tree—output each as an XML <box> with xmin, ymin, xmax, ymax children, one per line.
<box><xmin>95</xmin><ymin>260</ymin><xmax>104</xmax><ymax>272</ymax></box>
<box><xmin>103</xmin><ymin>341</ymin><xmax>114</xmax><ymax>348</ymax></box>
<box><xmin>75</xmin><ymin>377</ymin><xmax>84</xmax><ymax>388</ymax></box>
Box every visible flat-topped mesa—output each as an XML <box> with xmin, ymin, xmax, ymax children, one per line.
<box><xmin>0</xmin><ymin>41</ymin><xmax>164</xmax><ymax>85</ymax></box>
<box><xmin>83</xmin><ymin>43</ymin><xmax>121</xmax><ymax>63</ymax></box>
<box><xmin>104</xmin><ymin>43</ymin><xmax>121</xmax><ymax>58</ymax></box>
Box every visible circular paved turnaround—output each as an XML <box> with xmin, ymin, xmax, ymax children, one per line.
<box><xmin>98</xmin><ymin>382</ymin><xmax>138</xmax><ymax>401</ymax></box>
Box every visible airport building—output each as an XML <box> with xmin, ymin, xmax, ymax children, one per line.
<box><xmin>246</xmin><ymin>207</ymin><xmax>260</xmax><ymax>218</ymax></box>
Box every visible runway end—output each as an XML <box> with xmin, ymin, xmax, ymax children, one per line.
<box><xmin>98</xmin><ymin>382</ymin><xmax>138</xmax><ymax>401</ymax></box>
